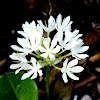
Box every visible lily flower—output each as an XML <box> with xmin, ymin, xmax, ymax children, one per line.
<box><xmin>21</xmin><ymin>57</ymin><xmax>43</xmax><ymax>80</ymax></box>
<box><xmin>39</xmin><ymin>37</ymin><xmax>60</xmax><ymax>61</ymax></box>
<box><xmin>71</xmin><ymin>40</ymin><xmax>89</xmax><ymax>60</ymax></box>
<box><xmin>61</xmin><ymin>58</ymin><xmax>84</xmax><ymax>83</ymax></box>
<box><xmin>37</xmin><ymin>16</ymin><xmax>55</xmax><ymax>33</ymax></box>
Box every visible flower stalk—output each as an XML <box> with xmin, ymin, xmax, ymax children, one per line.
<box><xmin>46</xmin><ymin>65</ymin><xmax>50</xmax><ymax>100</ymax></box>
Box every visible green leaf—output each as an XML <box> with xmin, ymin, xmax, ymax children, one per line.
<box><xmin>0</xmin><ymin>72</ymin><xmax>38</xmax><ymax>100</ymax></box>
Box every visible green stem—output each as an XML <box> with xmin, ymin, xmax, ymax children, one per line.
<box><xmin>52</xmin><ymin>64</ymin><xmax>61</xmax><ymax>70</ymax></box>
<box><xmin>56</xmin><ymin>49</ymin><xmax>66</xmax><ymax>57</ymax></box>
<box><xmin>61</xmin><ymin>52</ymin><xmax>72</xmax><ymax>59</ymax></box>
<box><xmin>47</xmin><ymin>32</ymin><xmax>50</xmax><ymax>38</ymax></box>
<box><xmin>46</xmin><ymin>65</ymin><xmax>50</xmax><ymax>100</ymax></box>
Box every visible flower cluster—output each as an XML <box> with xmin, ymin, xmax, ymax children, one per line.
<box><xmin>9</xmin><ymin>14</ymin><xmax>89</xmax><ymax>83</ymax></box>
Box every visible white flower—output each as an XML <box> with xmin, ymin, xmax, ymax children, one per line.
<box><xmin>55</xmin><ymin>14</ymin><xmax>72</xmax><ymax>31</ymax></box>
<box><xmin>37</xmin><ymin>16</ymin><xmax>55</xmax><ymax>32</ymax></box>
<box><xmin>61</xmin><ymin>58</ymin><xmax>84</xmax><ymax>83</ymax></box>
<box><xmin>11</xmin><ymin>38</ymin><xmax>33</xmax><ymax>55</ymax></box>
<box><xmin>9</xmin><ymin>53</ymin><xmax>27</xmax><ymax>62</ymax></box>
<box><xmin>9</xmin><ymin>53</ymin><xmax>28</xmax><ymax>74</ymax></box>
<box><xmin>21</xmin><ymin>57</ymin><xmax>43</xmax><ymax>80</ymax></box>
<box><xmin>11</xmin><ymin>21</ymin><xmax>43</xmax><ymax>55</ymax></box>
<box><xmin>39</xmin><ymin>37</ymin><xmax>60</xmax><ymax>61</ymax></box>
<box><xmin>71</xmin><ymin>40</ymin><xmax>89</xmax><ymax>60</ymax></box>
<box><xmin>54</xmin><ymin>14</ymin><xmax>72</xmax><ymax>42</ymax></box>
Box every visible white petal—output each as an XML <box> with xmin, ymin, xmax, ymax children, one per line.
<box><xmin>38</xmin><ymin>46</ymin><xmax>47</xmax><ymax>52</ymax></box>
<box><xmin>37</xmin><ymin>62</ymin><xmax>42</xmax><ymax>69</ymax></box>
<box><xmin>37</xmin><ymin>20</ymin><xmax>47</xmax><ymax>32</ymax></box>
<box><xmin>30</xmin><ymin>57</ymin><xmax>36</xmax><ymax>67</ymax></box>
<box><xmin>11</xmin><ymin>45</ymin><xmax>24</xmax><ymax>52</ymax></box>
<box><xmin>75</xmin><ymin>54</ymin><xmax>89</xmax><ymax>59</ymax></box>
<box><xmin>77</xmin><ymin>46</ymin><xmax>89</xmax><ymax>53</ymax></box>
<box><xmin>43</xmin><ymin>38</ymin><xmax>50</xmax><ymax>50</ymax></box>
<box><xmin>10</xmin><ymin>64</ymin><xmax>20</xmax><ymax>69</ymax></box>
<box><xmin>38</xmin><ymin>70</ymin><xmax>43</xmax><ymax>76</ymax></box>
<box><xmin>67</xmin><ymin>71</ymin><xmax>79</xmax><ymax>80</ymax></box>
<box><xmin>31</xmin><ymin>72</ymin><xmax>37</xmax><ymax>79</ymax></box>
<box><xmin>41</xmin><ymin>52</ymin><xmax>48</xmax><ymax>58</ymax></box>
<box><xmin>21</xmin><ymin>70</ymin><xmax>34</xmax><ymax>80</ymax></box>
<box><xmin>51</xmin><ymin>45</ymin><xmax>60</xmax><ymax>54</ymax></box>
<box><xmin>17</xmin><ymin>31</ymin><xmax>27</xmax><ymax>38</ymax></box>
<box><xmin>56</xmin><ymin>14</ymin><xmax>62</xmax><ymax>29</ymax></box>
<box><xmin>50</xmin><ymin>38</ymin><xmax>57</xmax><ymax>50</ymax></box>
<box><xmin>48</xmin><ymin>16</ymin><xmax>55</xmax><ymax>32</ymax></box>
<box><xmin>62</xmin><ymin>73</ymin><xmax>68</xmax><ymax>83</ymax></box>
<box><xmin>62</xmin><ymin>16</ymin><xmax>70</xmax><ymax>28</ymax></box>
<box><xmin>49</xmin><ymin>53</ymin><xmax>55</xmax><ymax>61</ymax></box>
<box><xmin>63</xmin><ymin>58</ymin><xmax>68</xmax><ymax>68</ymax></box>
<box><xmin>71</xmin><ymin>66</ymin><xmax>84</xmax><ymax>73</ymax></box>
<box><xmin>21</xmin><ymin>63</ymin><xmax>33</xmax><ymax>70</ymax></box>
<box><xmin>68</xmin><ymin>59</ymin><xmax>78</xmax><ymax>67</ymax></box>
<box><xmin>15</xmin><ymin>67</ymin><xmax>23</xmax><ymax>74</ymax></box>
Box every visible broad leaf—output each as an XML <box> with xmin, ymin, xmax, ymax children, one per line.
<box><xmin>0</xmin><ymin>72</ymin><xmax>38</xmax><ymax>100</ymax></box>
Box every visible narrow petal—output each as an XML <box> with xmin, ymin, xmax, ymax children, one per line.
<box><xmin>71</xmin><ymin>66</ymin><xmax>84</xmax><ymax>73</ymax></box>
<box><xmin>37</xmin><ymin>20</ymin><xmax>47</xmax><ymax>32</ymax></box>
<box><xmin>15</xmin><ymin>67</ymin><xmax>23</xmax><ymax>74</ymax></box>
<box><xmin>77</xmin><ymin>46</ymin><xmax>89</xmax><ymax>53</ymax></box>
<box><xmin>49</xmin><ymin>53</ymin><xmax>55</xmax><ymax>61</ymax></box>
<box><xmin>62</xmin><ymin>73</ymin><xmax>68</xmax><ymax>83</ymax></box>
<box><xmin>11</xmin><ymin>45</ymin><xmax>24</xmax><ymax>52</ymax></box>
<box><xmin>68</xmin><ymin>59</ymin><xmax>78</xmax><ymax>67</ymax></box>
<box><xmin>30</xmin><ymin>57</ymin><xmax>36</xmax><ymax>67</ymax></box>
<box><xmin>56</xmin><ymin>14</ymin><xmax>62</xmax><ymax>29</ymax></box>
<box><xmin>37</xmin><ymin>62</ymin><xmax>42</xmax><ymax>69</ymax></box>
<box><xmin>62</xmin><ymin>16</ymin><xmax>70</xmax><ymax>28</ymax></box>
<box><xmin>38</xmin><ymin>46</ymin><xmax>47</xmax><ymax>52</ymax></box>
<box><xmin>17</xmin><ymin>31</ymin><xmax>27</xmax><ymax>38</ymax></box>
<box><xmin>38</xmin><ymin>70</ymin><xmax>43</xmax><ymax>76</ymax></box>
<box><xmin>41</xmin><ymin>52</ymin><xmax>48</xmax><ymax>58</ymax></box>
<box><xmin>10</xmin><ymin>64</ymin><xmax>20</xmax><ymax>69</ymax></box>
<box><xmin>51</xmin><ymin>45</ymin><xmax>60</xmax><ymax>54</ymax></box>
<box><xmin>67</xmin><ymin>71</ymin><xmax>79</xmax><ymax>80</ymax></box>
<box><xmin>31</xmin><ymin>72</ymin><xmax>37</xmax><ymax>79</ymax></box>
<box><xmin>63</xmin><ymin>58</ymin><xmax>68</xmax><ymax>68</ymax></box>
<box><xmin>48</xmin><ymin>16</ymin><xmax>55</xmax><ymax>32</ymax></box>
<box><xmin>21</xmin><ymin>70</ymin><xmax>34</xmax><ymax>80</ymax></box>
<box><xmin>50</xmin><ymin>38</ymin><xmax>57</xmax><ymax>50</ymax></box>
<box><xmin>75</xmin><ymin>54</ymin><xmax>89</xmax><ymax>59</ymax></box>
<box><xmin>43</xmin><ymin>38</ymin><xmax>50</xmax><ymax>50</ymax></box>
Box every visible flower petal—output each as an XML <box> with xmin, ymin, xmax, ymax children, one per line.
<box><xmin>30</xmin><ymin>57</ymin><xmax>36</xmax><ymax>67</ymax></box>
<box><xmin>48</xmin><ymin>16</ymin><xmax>55</xmax><ymax>32</ymax></box>
<box><xmin>17</xmin><ymin>31</ymin><xmax>27</xmax><ymax>38</ymax></box>
<box><xmin>21</xmin><ymin>70</ymin><xmax>34</xmax><ymax>80</ymax></box>
<box><xmin>68</xmin><ymin>59</ymin><xmax>78</xmax><ymax>67</ymax></box>
<box><xmin>51</xmin><ymin>45</ymin><xmax>60</xmax><ymax>54</ymax></box>
<box><xmin>15</xmin><ymin>67</ymin><xmax>23</xmax><ymax>74</ymax></box>
<box><xmin>62</xmin><ymin>16</ymin><xmax>70</xmax><ymax>28</ymax></box>
<box><xmin>43</xmin><ymin>38</ymin><xmax>50</xmax><ymax>50</ymax></box>
<box><xmin>50</xmin><ymin>38</ymin><xmax>57</xmax><ymax>50</ymax></box>
<box><xmin>71</xmin><ymin>66</ymin><xmax>84</xmax><ymax>73</ymax></box>
<box><xmin>38</xmin><ymin>46</ymin><xmax>47</xmax><ymax>52</ymax></box>
<box><xmin>62</xmin><ymin>73</ymin><xmax>68</xmax><ymax>83</ymax></box>
<box><xmin>31</xmin><ymin>72</ymin><xmax>37</xmax><ymax>79</ymax></box>
<box><xmin>56</xmin><ymin>14</ymin><xmax>62</xmax><ymax>29</ymax></box>
<box><xmin>10</xmin><ymin>64</ymin><xmax>20</xmax><ymax>69</ymax></box>
<box><xmin>38</xmin><ymin>70</ymin><xmax>43</xmax><ymax>76</ymax></box>
<box><xmin>37</xmin><ymin>20</ymin><xmax>47</xmax><ymax>32</ymax></box>
<box><xmin>63</xmin><ymin>58</ymin><xmax>68</xmax><ymax>68</ymax></box>
<box><xmin>41</xmin><ymin>52</ymin><xmax>48</xmax><ymax>58</ymax></box>
<box><xmin>77</xmin><ymin>46</ymin><xmax>89</xmax><ymax>53</ymax></box>
<box><xmin>75</xmin><ymin>54</ymin><xmax>89</xmax><ymax>59</ymax></box>
<box><xmin>67</xmin><ymin>71</ymin><xmax>79</xmax><ymax>80</ymax></box>
<box><xmin>49</xmin><ymin>53</ymin><xmax>55</xmax><ymax>61</ymax></box>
